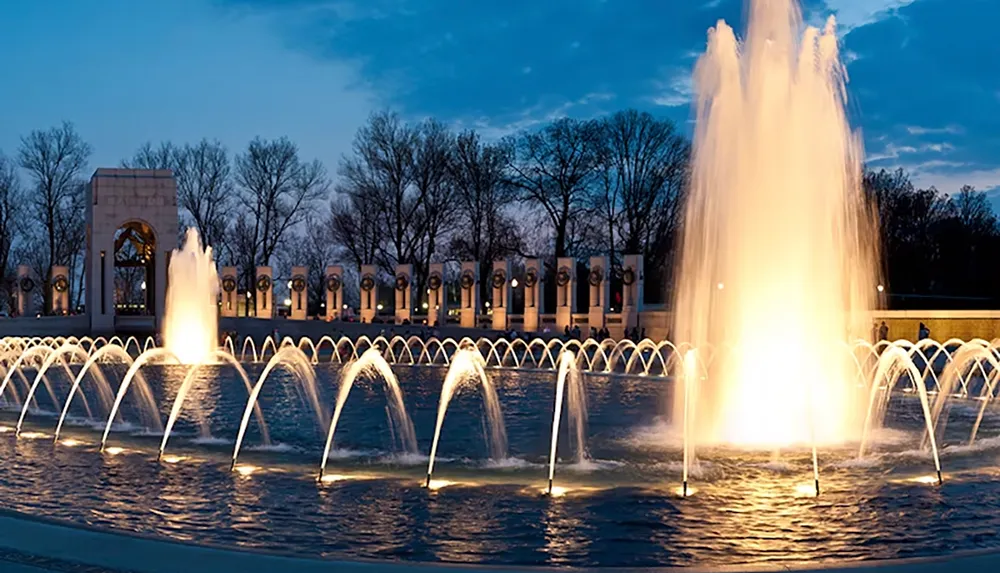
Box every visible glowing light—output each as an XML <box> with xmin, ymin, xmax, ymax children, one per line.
<box><xmin>794</xmin><ymin>483</ymin><xmax>819</xmax><ymax>497</ymax></box>
<box><xmin>0</xmin><ymin>426</ymin><xmax>14</xmax><ymax>433</ymax></box>
<box><xmin>287</xmin><ymin>280</ymin><xmax>293</xmax><ymax>289</ymax></box>
<box><xmin>511</xmin><ymin>278</ymin><xmax>519</xmax><ymax>288</ymax></box>
<box><xmin>546</xmin><ymin>486</ymin><xmax>569</xmax><ymax>497</ymax></box>
<box><xmin>103</xmin><ymin>446</ymin><xmax>125</xmax><ymax>456</ymax></box>
<box><xmin>234</xmin><ymin>464</ymin><xmax>258</xmax><ymax>477</ymax></box>
<box><xmin>320</xmin><ymin>474</ymin><xmax>351</xmax><ymax>483</ymax></box>
<box><xmin>422</xmin><ymin>302</ymin><xmax>429</xmax><ymax>309</ymax></box>
<box><xmin>877</xmin><ymin>284</ymin><xmax>885</xmax><ymax>293</ymax></box>
<box><xmin>376</xmin><ymin>304</ymin><xmax>384</xmax><ymax>311</ymax></box>
<box><xmin>59</xmin><ymin>439</ymin><xmax>83</xmax><ymax>447</ymax></box>
<box><xmin>674</xmin><ymin>485</ymin><xmax>698</xmax><ymax>497</ymax></box>
<box><xmin>162</xmin><ymin>229</ymin><xmax>219</xmax><ymax>365</ymax></box>
<box><xmin>670</xmin><ymin>3</ymin><xmax>876</xmax><ymax>448</ymax></box>
<box><xmin>140</xmin><ymin>281</ymin><xmax>146</xmax><ymax>290</ymax></box>
<box><xmin>910</xmin><ymin>475</ymin><xmax>940</xmax><ymax>485</ymax></box>
<box><xmin>19</xmin><ymin>432</ymin><xmax>48</xmax><ymax>440</ymax></box>
<box><xmin>342</xmin><ymin>304</ymin><xmax>348</xmax><ymax>310</ymax></box>
<box><xmin>426</xmin><ymin>479</ymin><xmax>455</xmax><ymax>491</ymax></box>
<box><xmin>283</xmin><ymin>298</ymin><xmax>292</xmax><ymax>307</ymax></box>
<box><xmin>161</xmin><ymin>455</ymin><xmax>187</xmax><ymax>464</ymax></box>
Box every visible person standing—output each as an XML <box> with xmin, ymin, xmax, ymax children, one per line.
<box><xmin>878</xmin><ymin>321</ymin><xmax>889</xmax><ymax>342</ymax></box>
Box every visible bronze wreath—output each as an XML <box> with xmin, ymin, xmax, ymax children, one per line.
<box><xmin>460</xmin><ymin>270</ymin><xmax>475</xmax><ymax>290</ymax></box>
<box><xmin>427</xmin><ymin>272</ymin><xmax>443</xmax><ymax>291</ymax></box>
<box><xmin>256</xmin><ymin>275</ymin><xmax>271</xmax><ymax>293</ymax></box>
<box><xmin>491</xmin><ymin>269</ymin><xmax>507</xmax><ymax>290</ymax></box>
<box><xmin>555</xmin><ymin>267</ymin><xmax>571</xmax><ymax>287</ymax></box>
<box><xmin>221</xmin><ymin>275</ymin><xmax>237</xmax><ymax>293</ymax></box>
<box><xmin>588</xmin><ymin>267</ymin><xmax>603</xmax><ymax>287</ymax></box>
<box><xmin>395</xmin><ymin>274</ymin><xmax>409</xmax><ymax>292</ymax></box>
<box><xmin>53</xmin><ymin>274</ymin><xmax>69</xmax><ymax>293</ymax></box>
<box><xmin>622</xmin><ymin>267</ymin><xmax>636</xmax><ymax>286</ymax></box>
<box><xmin>326</xmin><ymin>274</ymin><xmax>341</xmax><ymax>292</ymax></box>
<box><xmin>360</xmin><ymin>274</ymin><xmax>376</xmax><ymax>292</ymax></box>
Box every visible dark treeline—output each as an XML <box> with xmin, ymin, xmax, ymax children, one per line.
<box><xmin>0</xmin><ymin>115</ymin><xmax>997</xmax><ymax>314</ymax></box>
<box><xmin>864</xmin><ymin>168</ymin><xmax>1000</xmax><ymax>308</ymax></box>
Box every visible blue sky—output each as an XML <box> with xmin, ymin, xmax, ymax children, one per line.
<box><xmin>1</xmin><ymin>0</ymin><xmax>998</xmax><ymax>202</ymax></box>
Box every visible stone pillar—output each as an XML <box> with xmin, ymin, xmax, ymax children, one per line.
<box><xmin>427</xmin><ymin>263</ymin><xmax>446</xmax><ymax>327</ymax></box>
<box><xmin>359</xmin><ymin>264</ymin><xmax>377</xmax><ymax>324</ymax></box>
<box><xmin>50</xmin><ymin>265</ymin><xmax>70</xmax><ymax>315</ymax></box>
<box><xmin>16</xmin><ymin>265</ymin><xmax>36</xmax><ymax>317</ymax></box>
<box><xmin>290</xmin><ymin>266</ymin><xmax>308</xmax><ymax>320</ymax></box>
<box><xmin>491</xmin><ymin>259</ymin><xmax>511</xmax><ymax>331</ymax></box>
<box><xmin>220</xmin><ymin>266</ymin><xmax>238</xmax><ymax>318</ymax></box>
<box><xmin>255</xmin><ymin>266</ymin><xmax>273</xmax><ymax>318</ymax></box>
<box><xmin>622</xmin><ymin>254</ymin><xmax>644</xmax><ymax>331</ymax></box>
<box><xmin>523</xmin><ymin>258</ymin><xmax>543</xmax><ymax>333</ymax></box>
<box><xmin>588</xmin><ymin>256</ymin><xmax>610</xmax><ymax>333</ymax></box>
<box><xmin>325</xmin><ymin>265</ymin><xmax>343</xmax><ymax>321</ymax></box>
<box><xmin>555</xmin><ymin>257</ymin><xmax>576</xmax><ymax>332</ymax></box>
<box><xmin>459</xmin><ymin>261</ymin><xmax>479</xmax><ymax>329</ymax></box>
<box><xmin>394</xmin><ymin>264</ymin><xmax>413</xmax><ymax>324</ymax></box>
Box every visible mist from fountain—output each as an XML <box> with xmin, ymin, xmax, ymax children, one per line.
<box><xmin>320</xmin><ymin>347</ymin><xmax>417</xmax><ymax>478</ymax></box>
<box><xmin>162</xmin><ymin>228</ymin><xmax>219</xmax><ymax>365</ymax></box>
<box><xmin>671</xmin><ymin>0</ymin><xmax>880</xmax><ymax>449</ymax></box>
<box><xmin>426</xmin><ymin>347</ymin><xmax>507</xmax><ymax>486</ymax></box>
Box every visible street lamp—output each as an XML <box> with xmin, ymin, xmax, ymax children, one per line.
<box><xmin>511</xmin><ymin>278</ymin><xmax>519</xmax><ymax>288</ymax></box>
<box><xmin>717</xmin><ymin>282</ymin><xmax>724</xmax><ymax>290</ymax></box>
<box><xmin>283</xmin><ymin>298</ymin><xmax>292</xmax><ymax>306</ymax></box>
<box><xmin>877</xmin><ymin>284</ymin><xmax>885</xmax><ymax>293</ymax></box>
<box><xmin>140</xmin><ymin>281</ymin><xmax>146</xmax><ymax>291</ymax></box>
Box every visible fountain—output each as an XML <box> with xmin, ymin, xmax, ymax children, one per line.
<box><xmin>671</xmin><ymin>0</ymin><xmax>879</xmax><ymax>452</ymax></box>
<box><xmin>320</xmin><ymin>347</ymin><xmax>417</xmax><ymax>479</ymax></box>
<box><xmin>425</xmin><ymin>347</ymin><xmax>507</xmax><ymax>487</ymax></box>
<box><xmin>546</xmin><ymin>350</ymin><xmax>588</xmax><ymax>494</ymax></box>
<box><xmin>162</xmin><ymin>228</ymin><xmax>219</xmax><ymax>365</ymax></box>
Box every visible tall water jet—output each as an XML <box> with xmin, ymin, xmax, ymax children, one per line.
<box><xmin>547</xmin><ymin>351</ymin><xmax>588</xmax><ymax>494</ymax></box>
<box><xmin>426</xmin><ymin>348</ymin><xmax>507</xmax><ymax>487</ymax></box>
<box><xmin>319</xmin><ymin>348</ymin><xmax>417</xmax><ymax>479</ymax></box>
<box><xmin>163</xmin><ymin>228</ymin><xmax>219</xmax><ymax>365</ymax></box>
<box><xmin>671</xmin><ymin>0</ymin><xmax>879</xmax><ymax>448</ymax></box>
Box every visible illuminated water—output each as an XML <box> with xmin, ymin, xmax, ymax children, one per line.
<box><xmin>162</xmin><ymin>228</ymin><xmax>219</xmax><ymax>365</ymax></box>
<box><xmin>3</xmin><ymin>334</ymin><xmax>1000</xmax><ymax>567</ymax></box>
<box><xmin>672</xmin><ymin>0</ymin><xmax>879</xmax><ymax>448</ymax></box>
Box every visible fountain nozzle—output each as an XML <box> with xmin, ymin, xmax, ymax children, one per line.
<box><xmin>547</xmin><ymin>477</ymin><xmax>553</xmax><ymax>495</ymax></box>
<box><xmin>682</xmin><ymin>480</ymin><xmax>688</xmax><ymax>497</ymax></box>
<box><xmin>229</xmin><ymin>459</ymin><xmax>236</xmax><ymax>472</ymax></box>
<box><xmin>937</xmin><ymin>469</ymin><xmax>943</xmax><ymax>485</ymax></box>
<box><xmin>815</xmin><ymin>478</ymin><xmax>820</xmax><ymax>497</ymax></box>
<box><xmin>425</xmin><ymin>473</ymin><xmax>431</xmax><ymax>488</ymax></box>
<box><xmin>157</xmin><ymin>451</ymin><xmax>163</xmax><ymax>462</ymax></box>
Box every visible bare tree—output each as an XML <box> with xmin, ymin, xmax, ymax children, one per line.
<box><xmin>18</xmin><ymin>122</ymin><xmax>91</xmax><ymax>308</ymax></box>
<box><xmin>594</xmin><ymin>110</ymin><xmax>690</xmax><ymax>277</ymax></box>
<box><xmin>125</xmin><ymin>140</ymin><xmax>232</xmax><ymax>248</ymax></box>
<box><xmin>122</xmin><ymin>142</ymin><xmax>176</xmax><ymax>171</ymax></box>
<box><xmin>336</xmin><ymin>111</ymin><xmax>418</xmax><ymax>274</ymax></box>
<box><xmin>0</xmin><ymin>153</ymin><xmax>22</xmax><ymax>311</ymax></box>
<box><xmin>234</xmin><ymin>137</ymin><xmax>329</xmax><ymax>266</ymax></box>
<box><xmin>409</xmin><ymin>119</ymin><xmax>456</xmax><ymax>296</ymax></box>
<box><xmin>328</xmin><ymin>191</ymin><xmax>381</xmax><ymax>269</ymax></box>
<box><xmin>507</xmin><ymin>118</ymin><xmax>602</xmax><ymax>258</ymax></box>
<box><xmin>447</xmin><ymin>130</ymin><xmax>523</xmax><ymax>306</ymax></box>
<box><xmin>175</xmin><ymin>140</ymin><xmax>232</xmax><ymax>248</ymax></box>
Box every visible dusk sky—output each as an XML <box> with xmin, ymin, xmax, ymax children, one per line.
<box><xmin>1</xmin><ymin>0</ymin><xmax>997</xmax><ymax>203</ymax></box>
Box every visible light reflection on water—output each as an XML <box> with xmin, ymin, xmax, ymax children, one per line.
<box><xmin>0</xmin><ymin>366</ymin><xmax>998</xmax><ymax>567</ymax></box>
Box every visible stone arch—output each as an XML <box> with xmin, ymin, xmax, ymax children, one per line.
<box><xmin>86</xmin><ymin>169</ymin><xmax>179</xmax><ymax>334</ymax></box>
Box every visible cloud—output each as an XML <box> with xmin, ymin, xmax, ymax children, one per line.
<box><xmin>910</xmin><ymin>164</ymin><xmax>1000</xmax><ymax>194</ymax></box>
<box><xmin>454</xmin><ymin>92</ymin><xmax>617</xmax><ymax>140</ymax></box>
<box><xmin>652</xmin><ymin>72</ymin><xmax>694</xmax><ymax>108</ymax></box>
<box><xmin>905</xmin><ymin>125</ymin><xmax>964</xmax><ymax>136</ymax></box>
<box><xmin>821</xmin><ymin>0</ymin><xmax>918</xmax><ymax>32</ymax></box>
